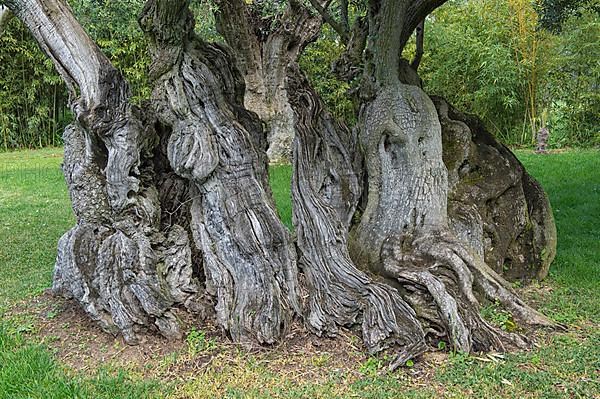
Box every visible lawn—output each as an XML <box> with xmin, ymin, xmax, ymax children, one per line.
<box><xmin>0</xmin><ymin>148</ymin><xmax>598</xmax><ymax>398</ymax></box>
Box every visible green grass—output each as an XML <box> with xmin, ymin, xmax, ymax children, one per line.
<box><xmin>0</xmin><ymin>148</ymin><xmax>169</xmax><ymax>398</ymax></box>
<box><xmin>430</xmin><ymin>150</ymin><xmax>600</xmax><ymax>399</ymax></box>
<box><xmin>0</xmin><ymin>322</ymin><xmax>167</xmax><ymax>399</ymax></box>
<box><xmin>517</xmin><ymin>150</ymin><xmax>600</xmax><ymax>325</ymax></box>
<box><xmin>0</xmin><ymin>148</ymin><xmax>598</xmax><ymax>398</ymax></box>
<box><xmin>269</xmin><ymin>164</ymin><xmax>293</xmax><ymax>229</ymax></box>
<box><xmin>0</xmin><ymin>148</ymin><xmax>74</xmax><ymax>313</ymax></box>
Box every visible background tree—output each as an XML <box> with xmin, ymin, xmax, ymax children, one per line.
<box><xmin>545</xmin><ymin>8</ymin><xmax>600</xmax><ymax>146</ymax></box>
<box><xmin>1</xmin><ymin>0</ymin><xmax>597</xmax><ymax>151</ymax></box>
<box><xmin>416</xmin><ymin>0</ymin><xmax>552</xmax><ymax>145</ymax></box>
<box><xmin>0</xmin><ymin>5</ymin><xmax>10</xmax><ymax>34</ymax></box>
<box><xmin>0</xmin><ymin>6</ymin><xmax>68</xmax><ymax>149</ymax></box>
<box><xmin>537</xmin><ymin>0</ymin><xmax>599</xmax><ymax>32</ymax></box>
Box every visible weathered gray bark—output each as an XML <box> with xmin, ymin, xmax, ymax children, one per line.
<box><xmin>139</xmin><ymin>0</ymin><xmax>301</xmax><ymax>345</ymax></box>
<box><xmin>347</xmin><ymin>0</ymin><xmax>557</xmax><ymax>355</ymax></box>
<box><xmin>287</xmin><ymin>66</ymin><xmax>426</xmax><ymax>359</ymax></box>
<box><xmin>6</xmin><ymin>0</ymin><xmax>202</xmax><ymax>343</ymax></box>
<box><xmin>8</xmin><ymin>0</ymin><xmax>559</xmax><ymax>365</ymax></box>
<box><xmin>10</xmin><ymin>0</ymin><xmax>301</xmax><ymax>347</ymax></box>
<box><xmin>214</xmin><ymin>0</ymin><xmax>321</xmax><ymax>163</ymax></box>
<box><xmin>438</xmin><ymin>98</ymin><xmax>557</xmax><ymax>281</ymax></box>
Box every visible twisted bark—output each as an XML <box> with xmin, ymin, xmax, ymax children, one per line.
<box><xmin>346</xmin><ymin>0</ymin><xmax>557</xmax><ymax>356</ymax></box>
<box><xmin>7</xmin><ymin>0</ymin><xmax>559</xmax><ymax>364</ymax></box>
<box><xmin>140</xmin><ymin>0</ymin><xmax>301</xmax><ymax>345</ymax></box>
<box><xmin>288</xmin><ymin>67</ymin><xmax>426</xmax><ymax>358</ymax></box>
<box><xmin>5</xmin><ymin>0</ymin><xmax>203</xmax><ymax>343</ymax></box>
<box><xmin>215</xmin><ymin>0</ymin><xmax>321</xmax><ymax>163</ymax></box>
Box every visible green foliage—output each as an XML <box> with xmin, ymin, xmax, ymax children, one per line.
<box><xmin>418</xmin><ymin>0</ymin><xmax>551</xmax><ymax>145</ymax></box>
<box><xmin>186</xmin><ymin>328</ymin><xmax>217</xmax><ymax>356</ymax></box>
<box><xmin>0</xmin><ymin>148</ymin><xmax>73</xmax><ymax>312</ymax></box>
<box><xmin>545</xmin><ymin>9</ymin><xmax>600</xmax><ymax>147</ymax></box>
<box><xmin>0</xmin><ymin>321</ymin><xmax>169</xmax><ymax>399</ymax></box>
<box><xmin>2</xmin><ymin>0</ymin><xmax>597</xmax><ymax>150</ymax></box>
<box><xmin>416</xmin><ymin>0</ymin><xmax>598</xmax><ymax>147</ymax></box>
<box><xmin>437</xmin><ymin>326</ymin><xmax>600</xmax><ymax>398</ymax></box>
<box><xmin>299</xmin><ymin>26</ymin><xmax>356</xmax><ymax>126</ymax></box>
<box><xmin>191</xmin><ymin>0</ymin><xmax>222</xmax><ymax>42</ymax></box>
<box><xmin>71</xmin><ymin>0</ymin><xmax>150</xmax><ymax>103</ymax></box>
<box><xmin>0</xmin><ymin>0</ymin><xmax>150</xmax><ymax>150</ymax></box>
<box><xmin>268</xmin><ymin>164</ymin><xmax>293</xmax><ymax>230</ymax></box>
<box><xmin>517</xmin><ymin>149</ymin><xmax>600</xmax><ymax>324</ymax></box>
<box><xmin>0</xmin><ymin>18</ymin><xmax>70</xmax><ymax>150</ymax></box>
<box><xmin>537</xmin><ymin>0</ymin><xmax>599</xmax><ymax>32</ymax></box>
<box><xmin>359</xmin><ymin>356</ymin><xmax>383</xmax><ymax>376</ymax></box>
<box><xmin>480</xmin><ymin>301</ymin><xmax>518</xmax><ymax>332</ymax></box>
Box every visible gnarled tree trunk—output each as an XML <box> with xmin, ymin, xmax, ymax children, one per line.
<box><xmin>5</xmin><ymin>0</ymin><xmax>203</xmax><ymax>344</ymax></box>
<box><xmin>214</xmin><ymin>0</ymin><xmax>321</xmax><ymax>163</ymax></box>
<box><xmin>7</xmin><ymin>0</ymin><xmax>559</xmax><ymax>366</ymax></box>
<box><xmin>345</xmin><ymin>0</ymin><xmax>557</xmax><ymax>355</ymax></box>
<box><xmin>438</xmin><ymin>98</ymin><xmax>557</xmax><ymax>282</ymax></box>
<box><xmin>139</xmin><ymin>0</ymin><xmax>300</xmax><ymax>344</ymax></box>
<box><xmin>7</xmin><ymin>0</ymin><xmax>302</xmax><ymax>346</ymax></box>
<box><xmin>351</xmin><ymin>1</ymin><xmax>553</xmax><ymax>352</ymax></box>
<box><xmin>288</xmin><ymin>66</ymin><xmax>426</xmax><ymax>359</ymax></box>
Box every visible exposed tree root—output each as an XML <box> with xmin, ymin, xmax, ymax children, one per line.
<box><xmin>435</xmin><ymin>97</ymin><xmax>557</xmax><ymax>282</ymax></box>
<box><xmin>288</xmin><ymin>67</ymin><xmax>427</xmax><ymax>358</ymax></box>
<box><xmin>381</xmin><ymin>228</ymin><xmax>559</xmax><ymax>355</ymax></box>
<box><xmin>54</xmin><ymin>123</ymin><xmax>203</xmax><ymax>345</ymax></box>
<box><xmin>12</xmin><ymin>0</ymin><xmax>560</xmax><ymax>363</ymax></box>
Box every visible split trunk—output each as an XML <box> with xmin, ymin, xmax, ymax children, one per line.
<box><xmin>5</xmin><ymin>0</ymin><xmax>559</xmax><ymax>363</ymax></box>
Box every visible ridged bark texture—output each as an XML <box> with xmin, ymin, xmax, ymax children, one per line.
<box><xmin>7</xmin><ymin>0</ymin><xmax>559</xmax><ymax>363</ymax></box>
<box><xmin>4</xmin><ymin>0</ymin><xmax>203</xmax><ymax>343</ymax></box>
<box><xmin>140</xmin><ymin>0</ymin><xmax>300</xmax><ymax>345</ymax></box>
<box><xmin>347</xmin><ymin>1</ymin><xmax>558</xmax><ymax>357</ymax></box>
<box><xmin>215</xmin><ymin>0</ymin><xmax>321</xmax><ymax>163</ymax></box>
<box><xmin>437</xmin><ymin>98</ymin><xmax>557</xmax><ymax>281</ymax></box>
<box><xmin>350</xmin><ymin>79</ymin><xmax>557</xmax><ymax>354</ymax></box>
<box><xmin>288</xmin><ymin>67</ymin><xmax>426</xmax><ymax>358</ymax></box>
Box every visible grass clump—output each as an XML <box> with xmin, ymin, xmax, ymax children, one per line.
<box><xmin>0</xmin><ymin>322</ymin><xmax>168</xmax><ymax>399</ymax></box>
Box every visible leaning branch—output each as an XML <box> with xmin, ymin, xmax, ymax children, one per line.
<box><xmin>4</xmin><ymin>0</ymin><xmax>124</xmax><ymax>108</ymax></box>
<box><xmin>400</xmin><ymin>0</ymin><xmax>447</xmax><ymax>50</ymax></box>
<box><xmin>410</xmin><ymin>19</ymin><xmax>424</xmax><ymax>71</ymax></box>
<box><xmin>307</xmin><ymin>0</ymin><xmax>349</xmax><ymax>42</ymax></box>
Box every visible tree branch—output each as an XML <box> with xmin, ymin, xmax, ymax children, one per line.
<box><xmin>139</xmin><ymin>0</ymin><xmax>192</xmax><ymax>81</ymax></box>
<box><xmin>340</xmin><ymin>0</ymin><xmax>349</xmax><ymax>32</ymax></box>
<box><xmin>410</xmin><ymin>19</ymin><xmax>424</xmax><ymax>71</ymax></box>
<box><xmin>401</xmin><ymin>0</ymin><xmax>448</xmax><ymax>50</ymax></box>
<box><xmin>367</xmin><ymin>0</ymin><xmax>412</xmax><ymax>84</ymax></box>
<box><xmin>307</xmin><ymin>0</ymin><xmax>349</xmax><ymax>42</ymax></box>
<box><xmin>213</xmin><ymin>0</ymin><xmax>261</xmax><ymax>77</ymax></box>
<box><xmin>4</xmin><ymin>0</ymin><xmax>126</xmax><ymax>109</ymax></box>
<box><xmin>331</xmin><ymin>16</ymin><xmax>368</xmax><ymax>81</ymax></box>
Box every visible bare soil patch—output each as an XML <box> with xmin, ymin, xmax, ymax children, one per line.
<box><xmin>6</xmin><ymin>291</ymin><xmax>451</xmax><ymax>384</ymax></box>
